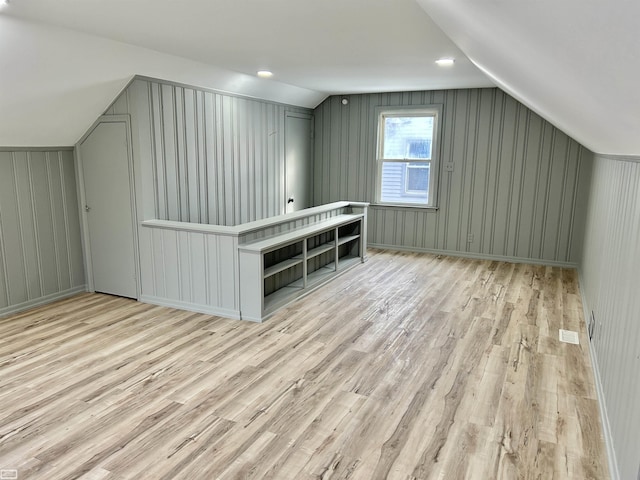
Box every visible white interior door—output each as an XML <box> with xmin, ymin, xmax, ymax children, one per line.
<box><xmin>79</xmin><ymin>119</ymin><xmax>137</xmax><ymax>298</ymax></box>
<box><xmin>285</xmin><ymin>112</ymin><xmax>313</xmax><ymax>213</ymax></box>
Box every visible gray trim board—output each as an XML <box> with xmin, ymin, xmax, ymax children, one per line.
<box><xmin>0</xmin><ymin>285</ymin><xmax>86</xmax><ymax>318</ymax></box>
<box><xmin>139</xmin><ymin>294</ymin><xmax>241</xmax><ymax>321</ymax></box>
<box><xmin>0</xmin><ymin>147</ymin><xmax>74</xmax><ymax>152</ymax></box>
<box><xmin>368</xmin><ymin>243</ymin><xmax>578</xmax><ymax>268</ymax></box>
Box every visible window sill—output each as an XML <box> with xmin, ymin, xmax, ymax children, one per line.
<box><xmin>371</xmin><ymin>203</ymin><xmax>439</xmax><ymax>212</ymax></box>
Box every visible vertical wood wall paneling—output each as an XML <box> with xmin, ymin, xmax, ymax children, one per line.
<box><xmin>140</xmin><ymin>225</ymin><xmax>240</xmax><ymax>316</ymax></box>
<box><xmin>138</xmin><ymin>226</ymin><xmax>154</xmax><ymax>298</ymax></box>
<box><xmin>0</xmin><ymin>154</ymin><xmax>26</xmax><ymax>304</ymax></box>
<box><xmin>62</xmin><ymin>151</ymin><xmax>85</xmax><ymax>286</ymax></box>
<box><xmin>106</xmin><ymin>78</ymin><xmax>311</xmax><ymax>228</ymax></box>
<box><xmin>206</xmin><ymin>234</ymin><xmax>219</xmax><ymax>308</ymax></box>
<box><xmin>150</xmin><ymin>83</ymin><xmax>167</xmax><ymax>219</ymax></box>
<box><xmin>581</xmin><ymin>155</ymin><xmax>640</xmax><ymax>480</ymax></box>
<box><xmin>163</xmin><ymin>229</ymin><xmax>180</xmax><ymax>300</ymax></box>
<box><xmin>190</xmin><ymin>233</ymin><xmax>206</xmax><ymax>305</ymax></box>
<box><xmin>313</xmin><ymin>88</ymin><xmax>591</xmax><ymax>265</ymax></box>
<box><xmin>16</xmin><ymin>153</ymin><xmax>41</xmax><ymax>298</ymax></box>
<box><xmin>103</xmin><ymin>77</ymin><xmax>311</xmax><ymax>317</ymax></box>
<box><xmin>153</xmin><ymin>227</ymin><xmax>165</xmax><ymax>297</ymax></box>
<box><xmin>30</xmin><ymin>152</ymin><xmax>57</xmax><ymax>296</ymax></box>
<box><xmin>0</xmin><ymin>149</ymin><xmax>85</xmax><ymax>314</ymax></box>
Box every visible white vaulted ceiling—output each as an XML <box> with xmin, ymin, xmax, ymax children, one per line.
<box><xmin>0</xmin><ymin>0</ymin><xmax>492</xmax><ymax>146</ymax></box>
<box><xmin>416</xmin><ymin>0</ymin><xmax>640</xmax><ymax>155</ymax></box>
<box><xmin>2</xmin><ymin>0</ymin><xmax>637</xmax><ymax>154</ymax></box>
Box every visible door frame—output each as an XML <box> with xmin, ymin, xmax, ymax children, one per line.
<box><xmin>284</xmin><ymin>111</ymin><xmax>314</xmax><ymax>213</ymax></box>
<box><xmin>75</xmin><ymin>114</ymin><xmax>141</xmax><ymax>299</ymax></box>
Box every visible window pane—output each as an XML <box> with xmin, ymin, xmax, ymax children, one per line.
<box><xmin>380</xmin><ymin>161</ymin><xmax>429</xmax><ymax>205</ymax></box>
<box><xmin>383</xmin><ymin>116</ymin><xmax>433</xmax><ymax>159</ymax></box>
<box><xmin>406</xmin><ymin>164</ymin><xmax>429</xmax><ymax>193</ymax></box>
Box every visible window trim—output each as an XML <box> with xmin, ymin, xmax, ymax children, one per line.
<box><xmin>374</xmin><ymin>105</ymin><xmax>442</xmax><ymax>208</ymax></box>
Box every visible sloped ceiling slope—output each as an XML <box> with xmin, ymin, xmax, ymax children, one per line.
<box><xmin>1</xmin><ymin>0</ymin><xmax>494</xmax><ymax>147</ymax></box>
<box><xmin>0</xmin><ymin>17</ymin><xmax>323</xmax><ymax>146</ymax></box>
<box><xmin>6</xmin><ymin>0</ymin><xmax>492</xmax><ymax>95</ymax></box>
<box><xmin>417</xmin><ymin>0</ymin><xmax>640</xmax><ymax>155</ymax></box>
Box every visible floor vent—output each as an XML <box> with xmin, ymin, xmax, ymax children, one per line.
<box><xmin>559</xmin><ymin>329</ymin><xmax>579</xmax><ymax>345</ymax></box>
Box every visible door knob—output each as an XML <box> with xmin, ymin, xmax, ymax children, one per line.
<box><xmin>84</xmin><ymin>205</ymin><xmax>91</xmax><ymax>212</ymax></box>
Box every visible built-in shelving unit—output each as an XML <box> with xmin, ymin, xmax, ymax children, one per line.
<box><xmin>141</xmin><ymin>201</ymin><xmax>368</xmax><ymax>322</ymax></box>
<box><xmin>239</xmin><ymin>213</ymin><xmax>366</xmax><ymax>321</ymax></box>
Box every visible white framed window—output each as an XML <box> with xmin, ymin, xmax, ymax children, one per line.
<box><xmin>375</xmin><ymin>106</ymin><xmax>441</xmax><ymax>207</ymax></box>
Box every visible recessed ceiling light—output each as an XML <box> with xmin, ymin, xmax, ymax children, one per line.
<box><xmin>257</xmin><ymin>70</ymin><xmax>273</xmax><ymax>78</ymax></box>
<box><xmin>435</xmin><ymin>58</ymin><xmax>455</xmax><ymax>67</ymax></box>
<box><xmin>0</xmin><ymin>0</ymin><xmax>9</xmax><ymax>7</ymax></box>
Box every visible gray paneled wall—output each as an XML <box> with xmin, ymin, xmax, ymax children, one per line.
<box><xmin>139</xmin><ymin>226</ymin><xmax>240</xmax><ymax>318</ymax></box>
<box><xmin>0</xmin><ymin>149</ymin><xmax>85</xmax><ymax>315</ymax></box>
<box><xmin>580</xmin><ymin>155</ymin><xmax>640</xmax><ymax>480</ymax></box>
<box><xmin>313</xmin><ymin>88</ymin><xmax>592</xmax><ymax>265</ymax></box>
<box><xmin>105</xmin><ymin>77</ymin><xmax>312</xmax><ymax>226</ymax></box>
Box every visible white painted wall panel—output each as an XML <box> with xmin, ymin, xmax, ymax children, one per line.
<box><xmin>206</xmin><ymin>235</ymin><xmax>220</xmax><ymax>308</ymax></box>
<box><xmin>314</xmin><ymin>88</ymin><xmax>592</xmax><ymax>265</ymax></box>
<box><xmin>0</xmin><ymin>149</ymin><xmax>85</xmax><ymax>315</ymax></box>
<box><xmin>162</xmin><ymin>229</ymin><xmax>180</xmax><ymax>300</ymax></box>
<box><xmin>151</xmin><ymin>227</ymin><xmax>165</xmax><ymax>297</ymax></box>
<box><xmin>190</xmin><ymin>233</ymin><xmax>207</xmax><ymax>305</ymax></box>
<box><xmin>580</xmin><ymin>155</ymin><xmax>640</xmax><ymax>480</ymax></box>
<box><xmin>138</xmin><ymin>225</ymin><xmax>154</xmax><ymax>298</ymax></box>
<box><xmin>177</xmin><ymin>230</ymin><xmax>191</xmax><ymax>302</ymax></box>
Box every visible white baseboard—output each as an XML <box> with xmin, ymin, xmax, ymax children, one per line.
<box><xmin>0</xmin><ymin>285</ymin><xmax>87</xmax><ymax>318</ymax></box>
<box><xmin>139</xmin><ymin>295</ymin><xmax>241</xmax><ymax>320</ymax></box>
<box><xmin>368</xmin><ymin>243</ymin><xmax>577</xmax><ymax>268</ymax></box>
<box><xmin>577</xmin><ymin>270</ymin><xmax>620</xmax><ymax>480</ymax></box>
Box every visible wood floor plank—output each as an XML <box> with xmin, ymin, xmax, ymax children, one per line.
<box><xmin>0</xmin><ymin>249</ymin><xmax>609</xmax><ymax>479</ymax></box>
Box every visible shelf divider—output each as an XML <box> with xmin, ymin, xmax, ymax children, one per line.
<box><xmin>337</xmin><ymin>234</ymin><xmax>360</xmax><ymax>246</ymax></box>
<box><xmin>263</xmin><ymin>258</ymin><xmax>303</xmax><ymax>279</ymax></box>
<box><xmin>306</xmin><ymin>243</ymin><xmax>335</xmax><ymax>259</ymax></box>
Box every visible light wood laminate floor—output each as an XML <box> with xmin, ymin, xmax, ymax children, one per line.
<box><xmin>0</xmin><ymin>249</ymin><xmax>609</xmax><ymax>479</ymax></box>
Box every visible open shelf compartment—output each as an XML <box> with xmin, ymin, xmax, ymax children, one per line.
<box><xmin>239</xmin><ymin>213</ymin><xmax>366</xmax><ymax>321</ymax></box>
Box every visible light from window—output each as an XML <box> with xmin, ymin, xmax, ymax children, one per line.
<box><xmin>406</xmin><ymin>163</ymin><xmax>430</xmax><ymax>194</ymax></box>
<box><xmin>376</xmin><ymin>107</ymin><xmax>440</xmax><ymax>207</ymax></box>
